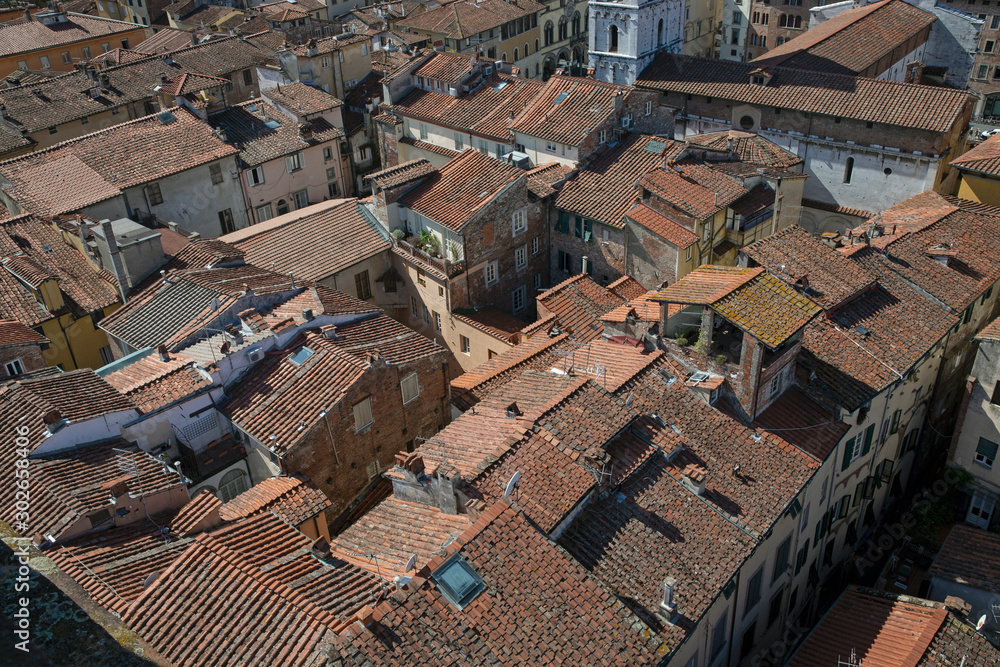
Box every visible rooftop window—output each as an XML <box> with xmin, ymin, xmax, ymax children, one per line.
<box><xmin>432</xmin><ymin>555</ymin><xmax>485</xmax><ymax>610</ymax></box>
<box><xmin>289</xmin><ymin>346</ymin><xmax>315</xmax><ymax>365</ymax></box>
<box><xmin>553</xmin><ymin>91</ymin><xmax>569</xmax><ymax>105</ymax></box>
<box><xmin>264</xmin><ymin>119</ymin><xmax>281</xmax><ymax>130</ymax></box>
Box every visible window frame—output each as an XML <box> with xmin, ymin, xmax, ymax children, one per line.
<box><xmin>353</xmin><ymin>397</ymin><xmax>374</xmax><ymax>432</ymax></box>
<box><xmin>400</xmin><ymin>372</ymin><xmax>420</xmax><ymax>404</ymax></box>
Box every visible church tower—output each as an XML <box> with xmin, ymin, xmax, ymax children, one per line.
<box><xmin>588</xmin><ymin>0</ymin><xmax>683</xmax><ymax>85</ymax></box>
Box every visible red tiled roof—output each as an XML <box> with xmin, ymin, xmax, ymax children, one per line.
<box><xmin>337</xmin><ymin>501</ymin><xmax>670</xmax><ymax>665</ymax></box>
<box><xmin>752</xmin><ymin>0</ymin><xmax>936</xmax><ymax>77</ymax></box>
<box><xmin>802</xmin><ymin>198</ymin><xmax>874</xmax><ymax>220</ymax></box>
<box><xmin>0</xmin><ymin>12</ymin><xmax>146</xmax><ymax>57</ymax></box>
<box><xmin>398</xmin><ymin>149</ymin><xmax>524</xmax><ymax>231</ymax></box>
<box><xmin>952</xmin><ymin>133</ymin><xmax>1000</xmax><ymax>177</ymax></box>
<box><xmin>510</xmin><ymin>74</ymin><xmax>628</xmax><ymax>146</ymax></box>
<box><xmin>929</xmin><ymin>523</ymin><xmax>1000</xmax><ymax>594</ymax></box>
<box><xmin>156</xmin><ymin>71</ymin><xmax>229</xmax><ymax>96</ymax></box>
<box><xmin>624</xmin><ymin>203</ymin><xmax>698</xmax><ymax>249</ymax></box>
<box><xmin>607</xmin><ymin>275</ymin><xmax>648</xmax><ymax>301</ymax></box>
<box><xmin>639</xmin><ymin>158</ymin><xmax>748</xmax><ymax>220</ymax></box>
<box><xmin>0</xmin><ymin>317</ymin><xmax>47</xmax><ymax>346</ymax></box>
<box><xmin>396</xmin><ymin>0</ymin><xmax>544</xmax><ymax>39</ymax></box>
<box><xmin>103</xmin><ymin>352</ymin><xmax>211</xmax><ymax>414</ymax></box>
<box><xmin>330</xmin><ymin>495</ymin><xmax>473</xmax><ymax>576</ymax></box>
<box><xmin>555</xmin><ymin>133</ymin><xmax>686</xmax><ymax>227</ymax></box>
<box><xmin>219</xmin><ymin>474</ymin><xmax>331</xmax><ymax>526</ymax></box>
<box><xmin>751</xmin><ymin>386</ymin><xmax>849</xmax><ymax>461</ymax></box>
<box><xmin>169</xmin><ymin>487</ymin><xmax>222</xmax><ymax>536</ymax></box>
<box><xmin>389</xmin><ymin>72</ymin><xmax>543</xmax><ymax>141</ymax></box>
<box><xmin>786</xmin><ymin>587</ymin><xmax>947</xmax><ymax>667</ymax></box>
<box><xmin>743</xmin><ymin>224</ymin><xmax>877</xmax><ymax>310</ymax></box>
<box><xmin>263</xmin><ymin>80</ymin><xmax>342</xmax><ymax>114</ymax></box>
<box><xmin>685</xmin><ymin>129</ymin><xmax>802</xmax><ymax>169</ymax></box>
<box><xmin>452</xmin><ymin>306</ymin><xmax>525</xmax><ymax>343</ymax></box>
<box><xmin>220</xmin><ymin>199</ymin><xmax>391</xmax><ymax>282</ymax></box>
<box><xmin>0</xmin><ymin>107</ymin><xmax>238</xmax><ymax>217</ymax></box>
<box><xmin>525</xmin><ymin>161</ymin><xmax>572</xmax><ymax>199</ymax></box>
<box><xmin>652</xmin><ymin>265</ymin><xmax>762</xmax><ymax>304</ymax></box>
<box><xmin>977</xmin><ymin>315</ymin><xmax>1000</xmax><ymax>341</ymax></box>
<box><xmin>209</xmin><ymin>99</ymin><xmax>344</xmax><ymax>167</ymax></box>
<box><xmin>398</xmin><ymin>134</ymin><xmax>461</xmax><ymax>157</ymax></box>
<box><xmin>325</xmin><ymin>311</ymin><xmax>444</xmax><ymax>364</ymax></box>
<box><xmin>636</xmin><ymin>54</ymin><xmax>972</xmax><ymax>133</ymax></box>
<box><xmin>601</xmin><ymin>290</ymin><xmax>662</xmax><ymax>324</ymax></box>
<box><xmin>412</xmin><ymin>50</ymin><xmax>476</xmax><ymax>83</ymax></box>
<box><xmin>537</xmin><ymin>273</ymin><xmax>626</xmax><ymax>342</ymax></box>
<box><xmin>365</xmin><ymin>158</ymin><xmax>435</xmax><ymax>189</ymax></box>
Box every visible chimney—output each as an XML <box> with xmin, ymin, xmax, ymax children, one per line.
<box><xmin>23</xmin><ymin>9</ymin><xmax>31</xmax><ymax>21</ymax></box>
<box><xmin>581</xmin><ymin>255</ymin><xmax>589</xmax><ymax>275</ymax></box>
<box><xmin>42</xmin><ymin>410</ymin><xmax>65</xmax><ymax>434</ymax></box>
<box><xmin>681</xmin><ymin>463</ymin><xmax>707</xmax><ymax>495</ymax></box>
<box><xmin>225</xmin><ymin>324</ymin><xmax>244</xmax><ymax>346</ymax></box>
<box><xmin>157</xmin><ymin>344</ymin><xmax>170</xmax><ymax>362</ymax></box>
<box><xmin>190</xmin><ymin>31</ymin><xmax>198</xmax><ymax>45</ymax></box>
<box><xmin>298</xmin><ymin>121</ymin><xmax>313</xmax><ymax>142</ymax></box>
<box><xmin>660</xmin><ymin>577</ymin><xmax>677</xmax><ymax>614</ymax></box>
<box><xmin>320</xmin><ymin>324</ymin><xmax>338</xmax><ymax>338</ymax></box>
<box><xmin>100</xmin><ymin>219</ymin><xmax>129</xmax><ymax>302</ymax></box>
<box><xmin>215</xmin><ymin>127</ymin><xmax>227</xmax><ymax>142</ymax></box>
<box><xmin>302</xmin><ymin>308</ymin><xmax>314</xmax><ymax>321</ymax></box>
<box><xmin>158</xmin><ymin>72</ymin><xmax>169</xmax><ymax>85</ymax></box>
<box><xmin>726</xmin><ymin>137</ymin><xmax>734</xmax><ymax>152</ymax></box>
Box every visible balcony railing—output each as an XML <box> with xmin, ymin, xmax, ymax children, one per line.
<box><xmin>394</xmin><ymin>237</ymin><xmax>465</xmax><ymax>278</ymax></box>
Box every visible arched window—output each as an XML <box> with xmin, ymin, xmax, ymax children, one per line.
<box><xmin>218</xmin><ymin>469</ymin><xmax>249</xmax><ymax>502</ymax></box>
<box><xmin>514</xmin><ymin>48</ymin><xmax>519</xmax><ymax>61</ymax></box>
<box><xmin>572</xmin><ymin>11</ymin><xmax>581</xmax><ymax>35</ymax></box>
<box><xmin>535</xmin><ymin>38</ymin><xmax>539</xmax><ymax>53</ymax></box>
<box><xmin>843</xmin><ymin>157</ymin><xmax>855</xmax><ymax>184</ymax></box>
<box><xmin>502</xmin><ymin>52</ymin><xmax>508</xmax><ymax>62</ymax></box>
<box><xmin>276</xmin><ymin>199</ymin><xmax>289</xmax><ymax>215</ymax></box>
<box><xmin>535</xmin><ymin>63</ymin><xmax>540</xmax><ymax>76</ymax></box>
<box><xmin>609</xmin><ymin>24</ymin><xmax>618</xmax><ymax>52</ymax></box>
<box><xmin>658</xmin><ymin>18</ymin><xmax>664</xmax><ymax>45</ymax></box>
<box><xmin>559</xmin><ymin>17</ymin><xmax>568</xmax><ymax>41</ymax></box>
<box><xmin>524</xmin><ymin>42</ymin><xmax>529</xmax><ymax>56</ymax></box>
<box><xmin>544</xmin><ymin>20</ymin><xmax>554</xmax><ymax>45</ymax></box>
<box><xmin>779</xmin><ymin>14</ymin><xmax>786</xmax><ymax>26</ymax></box>
<box><xmin>793</xmin><ymin>16</ymin><xmax>802</xmax><ymax>27</ymax></box>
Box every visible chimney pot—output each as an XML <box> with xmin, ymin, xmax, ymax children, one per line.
<box><xmin>157</xmin><ymin>344</ymin><xmax>170</xmax><ymax>362</ymax></box>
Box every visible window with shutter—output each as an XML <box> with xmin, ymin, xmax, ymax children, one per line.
<box><xmin>354</xmin><ymin>270</ymin><xmax>371</xmax><ymax>300</ymax></box>
<box><xmin>353</xmin><ymin>397</ymin><xmax>373</xmax><ymax>432</ymax></box>
<box><xmin>862</xmin><ymin>424</ymin><xmax>875</xmax><ymax>455</ymax></box>
<box><xmin>401</xmin><ymin>373</ymin><xmax>419</xmax><ymax>404</ymax></box>
<box><xmin>772</xmin><ymin>536</ymin><xmax>790</xmax><ymax>583</ymax></box>
<box><xmin>976</xmin><ymin>437</ymin><xmax>998</xmax><ymax>467</ymax></box>
<box><xmin>841</xmin><ymin>435</ymin><xmax>857</xmax><ymax>470</ymax></box>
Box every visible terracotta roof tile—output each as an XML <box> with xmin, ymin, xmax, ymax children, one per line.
<box><xmin>554</xmin><ymin>133</ymin><xmax>686</xmax><ymax>228</ymax></box>
<box><xmin>169</xmin><ymin>488</ymin><xmax>223</xmax><ymax>536</ymax></box>
<box><xmin>625</xmin><ymin>203</ymin><xmax>698</xmax><ymax>249</ymax></box>
<box><xmin>398</xmin><ymin>134</ymin><xmax>460</xmax><ymax>157</ymax></box>
<box><xmin>918</xmin><ymin>606</ymin><xmax>1000</xmax><ymax>666</ymax></box>
<box><xmin>103</xmin><ymin>351</ymin><xmax>211</xmax><ymax>413</ymax></box>
<box><xmin>0</xmin><ymin>12</ymin><xmax>145</xmax><ymax>57</ymax></box>
<box><xmin>525</xmin><ymin>161</ymin><xmax>572</xmax><ymax>199</ymax></box>
<box><xmin>330</xmin><ymin>495</ymin><xmax>473</xmax><ymax>576</ymax></box>
<box><xmin>220</xmin><ymin>199</ymin><xmax>390</xmax><ymax>281</ymax></box>
<box><xmin>452</xmin><ymin>306</ymin><xmax>525</xmax><ymax>343</ymax></box>
<box><xmin>396</xmin><ymin>0</ymin><xmax>544</xmax><ymax>39</ymax></box>
<box><xmin>638</xmin><ymin>159</ymin><xmax>748</xmax><ymax>220</ymax></box>
<box><xmin>0</xmin><ymin>108</ymin><xmax>238</xmax><ymax>217</ymax></box>
<box><xmin>786</xmin><ymin>587</ymin><xmax>948</xmax><ymax>667</ymax></box>
<box><xmin>636</xmin><ymin>54</ymin><xmax>972</xmax><ymax>133</ymax></box>
<box><xmin>537</xmin><ymin>273</ymin><xmax>626</xmax><ymax>341</ymax></box>
<box><xmin>685</xmin><ymin>129</ymin><xmax>802</xmax><ymax>169</ymax></box>
<box><xmin>337</xmin><ymin>501</ymin><xmax>669</xmax><ymax>665</ymax></box>
<box><xmin>0</xmin><ymin>317</ymin><xmax>47</xmax><ymax>346</ymax></box>
<box><xmin>398</xmin><ymin>149</ymin><xmax>524</xmax><ymax>230</ymax></box>
<box><xmin>388</xmin><ymin>72</ymin><xmax>543</xmax><ymax>141</ymax></box>
<box><xmin>743</xmin><ymin>224</ymin><xmax>877</xmax><ymax>310</ymax></box>
<box><xmin>752</xmin><ymin>0</ymin><xmax>937</xmax><ymax>77</ymax></box>
<box><xmin>952</xmin><ymin>133</ymin><xmax>1000</xmax><ymax>177</ymax></box>
<box><xmin>751</xmin><ymin>386</ymin><xmax>849</xmax><ymax>461</ymax></box>
<box><xmin>364</xmin><ymin>157</ymin><xmax>435</xmax><ymax>189</ymax></box>
<box><xmin>510</xmin><ymin>74</ymin><xmax>629</xmax><ymax>146</ymax></box>
<box><xmin>929</xmin><ymin>523</ymin><xmax>1000</xmax><ymax>595</ymax></box>
<box><xmin>219</xmin><ymin>474</ymin><xmax>332</xmax><ymax>525</ymax></box>
<box><xmin>601</xmin><ymin>290</ymin><xmax>662</xmax><ymax>324</ymax></box>
<box><xmin>977</xmin><ymin>315</ymin><xmax>1000</xmax><ymax>341</ymax></box>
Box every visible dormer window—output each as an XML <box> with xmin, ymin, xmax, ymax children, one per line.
<box><xmin>751</xmin><ymin>75</ymin><xmax>765</xmax><ymax>85</ymax></box>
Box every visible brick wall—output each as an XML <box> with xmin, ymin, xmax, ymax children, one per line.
<box><xmin>0</xmin><ymin>342</ymin><xmax>46</xmax><ymax>376</ymax></box>
<box><xmin>282</xmin><ymin>353</ymin><xmax>450</xmax><ymax>516</ymax></box>
<box><xmin>550</xmin><ymin>217</ymin><xmax>625</xmax><ymax>286</ymax></box>
<box><xmin>460</xmin><ymin>178</ymin><xmax>547</xmax><ymax>319</ymax></box>
<box><xmin>623</xmin><ymin>219</ymin><xmax>680</xmax><ymax>289</ymax></box>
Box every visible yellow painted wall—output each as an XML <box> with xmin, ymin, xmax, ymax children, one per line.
<box><xmin>957</xmin><ymin>173</ymin><xmax>1000</xmax><ymax>207</ymax></box>
<box><xmin>0</xmin><ymin>25</ymin><xmax>152</xmax><ymax>78</ymax></box>
<box><xmin>39</xmin><ymin>303</ymin><xmax>120</xmax><ymax>371</ymax></box>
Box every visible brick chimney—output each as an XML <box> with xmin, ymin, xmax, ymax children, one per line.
<box><xmin>387</xmin><ymin>452</ymin><xmax>462</xmax><ymax>514</ymax></box>
<box><xmin>157</xmin><ymin>344</ymin><xmax>170</xmax><ymax>362</ymax></box>
<box><xmin>42</xmin><ymin>410</ymin><xmax>65</xmax><ymax>434</ymax></box>
<box><xmin>905</xmin><ymin>61</ymin><xmax>925</xmax><ymax>85</ymax></box>
<box><xmin>297</xmin><ymin>121</ymin><xmax>313</xmax><ymax>142</ymax></box>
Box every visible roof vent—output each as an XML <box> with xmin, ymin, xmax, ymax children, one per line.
<box><xmin>321</xmin><ymin>324</ymin><xmax>338</xmax><ymax>338</ymax></box>
<box><xmin>689</xmin><ymin>371</ymin><xmax>710</xmax><ymax>383</ymax></box>
<box><xmin>505</xmin><ymin>401</ymin><xmax>521</xmax><ymax>418</ymax></box>
<box><xmin>42</xmin><ymin>409</ymin><xmax>66</xmax><ymax>435</ymax></box>
<box><xmin>660</xmin><ymin>576</ymin><xmax>677</xmax><ymax>614</ymax></box>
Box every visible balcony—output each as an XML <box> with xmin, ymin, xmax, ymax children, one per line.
<box><xmin>394</xmin><ymin>237</ymin><xmax>465</xmax><ymax>278</ymax></box>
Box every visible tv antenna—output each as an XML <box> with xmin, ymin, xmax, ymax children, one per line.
<box><xmin>504</xmin><ymin>470</ymin><xmax>521</xmax><ymax>502</ymax></box>
<box><xmin>977</xmin><ymin>614</ymin><xmax>987</xmax><ymax>631</ymax></box>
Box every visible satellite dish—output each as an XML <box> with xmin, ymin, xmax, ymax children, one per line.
<box><xmin>142</xmin><ymin>572</ymin><xmax>160</xmax><ymax>588</ymax></box>
<box><xmin>504</xmin><ymin>471</ymin><xmax>521</xmax><ymax>498</ymax></box>
<box><xmin>404</xmin><ymin>553</ymin><xmax>417</xmax><ymax>573</ymax></box>
<box><xmin>977</xmin><ymin>614</ymin><xmax>987</xmax><ymax>631</ymax></box>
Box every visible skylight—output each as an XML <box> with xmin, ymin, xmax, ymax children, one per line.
<box><xmin>246</xmin><ymin>104</ymin><xmax>259</xmax><ymax>112</ymax></box>
<box><xmin>264</xmin><ymin>119</ymin><xmax>281</xmax><ymax>130</ymax></box>
<box><xmin>553</xmin><ymin>91</ymin><xmax>569</xmax><ymax>105</ymax></box>
<box><xmin>432</xmin><ymin>555</ymin><xmax>485</xmax><ymax>610</ymax></box>
<box><xmin>494</xmin><ymin>81</ymin><xmax>508</xmax><ymax>91</ymax></box>
<box><xmin>645</xmin><ymin>140</ymin><xmax>667</xmax><ymax>154</ymax></box>
<box><xmin>289</xmin><ymin>346</ymin><xmax>315</xmax><ymax>365</ymax></box>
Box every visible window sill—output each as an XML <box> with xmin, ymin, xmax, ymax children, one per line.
<box><xmin>356</xmin><ymin>422</ymin><xmax>374</xmax><ymax>434</ymax></box>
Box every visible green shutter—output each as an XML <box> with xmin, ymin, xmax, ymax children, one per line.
<box><xmin>853</xmin><ymin>482</ymin><xmax>865</xmax><ymax>507</ymax></box>
<box><xmin>815</xmin><ymin>516</ymin><xmax>824</xmax><ymax>543</ymax></box>
<box><xmin>862</xmin><ymin>424</ymin><xmax>875</xmax><ymax>455</ymax></box>
<box><xmin>841</xmin><ymin>436</ymin><xmax>856</xmax><ymax>471</ymax></box>
<box><xmin>838</xmin><ymin>495</ymin><xmax>850</xmax><ymax>519</ymax></box>
<box><xmin>977</xmin><ymin>437</ymin><xmax>999</xmax><ymax>460</ymax></box>
<box><xmin>556</xmin><ymin>211</ymin><xmax>569</xmax><ymax>233</ymax></box>
<box><xmin>890</xmin><ymin>410</ymin><xmax>901</xmax><ymax>434</ymax></box>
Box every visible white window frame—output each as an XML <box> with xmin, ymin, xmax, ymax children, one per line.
<box><xmin>248</xmin><ymin>165</ymin><xmax>265</xmax><ymax>186</ymax></box>
<box><xmin>546</xmin><ymin>140</ymin><xmax>557</xmax><ymax>152</ymax></box>
<box><xmin>433</xmin><ymin>311</ymin><xmax>442</xmax><ymax>332</ymax></box>
<box><xmin>460</xmin><ymin>335</ymin><xmax>471</xmax><ymax>354</ymax></box>
<box><xmin>512</xmin><ymin>208</ymin><xmax>527</xmax><ymax>236</ymax></box>
<box><xmin>285</xmin><ymin>152</ymin><xmax>304</xmax><ymax>173</ymax></box>
<box><xmin>4</xmin><ymin>358</ymin><xmax>24</xmax><ymax>376</ymax></box>
<box><xmin>39</xmin><ymin>55</ymin><xmax>51</xmax><ymax>69</ymax></box>
<box><xmin>515</xmin><ymin>244</ymin><xmax>527</xmax><ymax>269</ymax></box>
<box><xmin>512</xmin><ymin>285</ymin><xmax>526</xmax><ymax>312</ymax></box>
<box><xmin>353</xmin><ymin>397</ymin><xmax>374</xmax><ymax>432</ymax></box>
<box><xmin>293</xmin><ymin>188</ymin><xmax>309</xmax><ymax>209</ymax></box>
<box><xmin>645</xmin><ymin>100</ymin><xmax>652</xmax><ymax>115</ymax></box>
<box><xmin>255</xmin><ymin>204</ymin><xmax>273</xmax><ymax>222</ymax></box>
<box><xmin>400</xmin><ymin>372</ymin><xmax>420</xmax><ymax>404</ymax></box>
<box><xmin>410</xmin><ymin>296</ymin><xmax>419</xmax><ymax>319</ymax></box>
<box><xmin>484</xmin><ymin>260</ymin><xmax>498</xmax><ymax>286</ymax></box>
<box><xmin>531</xmin><ymin>236</ymin><xmax>539</xmax><ymax>254</ymax></box>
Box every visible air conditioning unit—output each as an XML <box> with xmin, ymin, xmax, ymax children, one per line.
<box><xmin>246</xmin><ymin>348</ymin><xmax>264</xmax><ymax>363</ymax></box>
